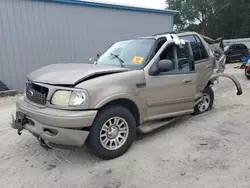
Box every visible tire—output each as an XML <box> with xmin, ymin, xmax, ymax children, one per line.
<box><xmin>245</xmin><ymin>72</ymin><xmax>250</xmax><ymax>79</ymax></box>
<box><xmin>87</xmin><ymin>105</ymin><xmax>136</xmax><ymax>160</ymax></box>
<box><xmin>194</xmin><ymin>86</ymin><xmax>214</xmax><ymax>115</ymax></box>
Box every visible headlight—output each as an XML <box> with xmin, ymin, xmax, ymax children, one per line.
<box><xmin>69</xmin><ymin>91</ymin><xmax>86</xmax><ymax>106</ymax></box>
<box><xmin>51</xmin><ymin>90</ymin><xmax>71</xmax><ymax>106</ymax></box>
<box><xmin>51</xmin><ymin>90</ymin><xmax>87</xmax><ymax>107</ymax></box>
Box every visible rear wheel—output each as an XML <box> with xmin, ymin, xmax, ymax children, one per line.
<box><xmin>194</xmin><ymin>86</ymin><xmax>214</xmax><ymax>115</ymax></box>
<box><xmin>87</xmin><ymin>105</ymin><xmax>136</xmax><ymax>160</ymax></box>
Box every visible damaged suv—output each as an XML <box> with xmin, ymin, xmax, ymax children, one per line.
<box><xmin>11</xmin><ymin>32</ymin><xmax>242</xmax><ymax>159</ymax></box>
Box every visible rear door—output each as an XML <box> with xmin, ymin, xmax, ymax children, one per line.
<box><xmin>179</xmin><ymin>34</ymin><xmax>213</xmax><ymax>93</ymax></box>
<box><xmin>235</xmin><ymin>44</ymin><xmax>244</xmax><ymax>59</ymax></box>
<box><xmin>238</xmin><ymin>44</ymin><xmax>249</xmax><ymax>57</ymax></box>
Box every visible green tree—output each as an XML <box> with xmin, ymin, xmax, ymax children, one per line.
<box><xmin>166</xmin><ymin>0</ymin><xmax>215</xmax><ymax>34</ymax></box>
<box><xmin>166</xmin><ymin>0</ymin><xmax>250</xmax><ymax>39</ymax></box>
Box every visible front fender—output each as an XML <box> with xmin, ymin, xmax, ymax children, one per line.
<box><xmin>95</xmin><ymin>93</ymin><xmax>148</xmax><ymax>124</ymax></box>
<box><xmin>209</xmin><ymin>73</ymin><xmax>243</xmax><ymax>95</ymax></box>
<box><xmin>95</xmin><ymin>93</ymin><xmax>139</xmax><ymax>108</ymax></box>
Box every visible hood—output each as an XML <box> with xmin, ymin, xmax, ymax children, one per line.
<box><xmin>27</xmin><ymin>63</ymin><xmax>129</xmax><ymax>85</ymax></box>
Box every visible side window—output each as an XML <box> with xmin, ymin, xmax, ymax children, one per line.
<box><xmin>180</xmin><ymin>35</ymin><xmax>201</xmax><ymax>61</ymax></box>
<box><xmin>159</xmin><ymin>43</ymin><xmax>194</xmax><ymax>73</ymax></box>
<box><xmin>229</xmin><ymin>45</ymin><xmax>235</xmax><ymax>50</ymax></box>
<box><xmin>235</xmin><ymin>44</ymin><xmax>242</xmax><ymax>50</ymax></box>
<box><xmin>238</xmin><ymin>44</ymin><xmax>247</xmax><ymax>50</ymax></box>
<box><xmin>194</xmin><ymin>35</ymin><xmax>208</xmax><ymax>59</ymax></box>
<box><xmin>176</xmin><ymin>44</ymin><xmax>195</xmax><ymax>72</ymax></box>
<box><xmin>155</xmin><ymin>38</ymin><xmax>167</xmax><ymax>54</ymax></box>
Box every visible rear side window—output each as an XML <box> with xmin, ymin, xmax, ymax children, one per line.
<box><xmin>180</xmin><ymin>35</ymin><xmax>208</xmax><ymax>62</ymax></box>
<box><xmin>180</xmin><ymin>35</ymin><xmax>200</xmax><ymax>61</ymax></box>
<box><xmin>177</xmin><ymin>44</ymin><xmax>195</xmax><ymax>71</ymax></box>
<box><xmin>235</xmin><ymin>44</ymin><xmax>243</xmax><ymax>50</ymax></box>
<box><xmin>194</xmin><ymin>35</ymin><xmax>208</xmax><ymax>59</ymax></box>
<box><xmin>243</xmin><ymin>45</ymin><xmax>248</xmax><ymax>50</ymax></box>
<box><xmin>237</xmin><ymin>44</ymin><xmax>248</xmax><ymax>50</ymax></box>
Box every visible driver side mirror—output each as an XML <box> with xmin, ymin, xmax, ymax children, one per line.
<box><xmin>157</xmin><ymin>59</ymin><xmax>173</xmax><ymax>72</ymax></box>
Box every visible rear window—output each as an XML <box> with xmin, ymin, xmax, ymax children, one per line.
<box><xmin>236</xmin><ymin>44</ymin><xmax>248</xmax><ymax>50</ymax></box>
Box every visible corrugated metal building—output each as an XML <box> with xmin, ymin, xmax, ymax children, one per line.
<box><xmin>0</xmin><ymin>0</ymin><xmax>176</xmax><ymax>91</ymax></box>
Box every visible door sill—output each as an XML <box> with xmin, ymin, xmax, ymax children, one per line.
<box><xmin>145</xmin><ymin>109</ymin><xmax>193</xmax><ymax>122</ymax></box>
<box><xmin>137</xmin><ymin>117</ymin><xmax>178</xmax><ymax>134</ymax></box>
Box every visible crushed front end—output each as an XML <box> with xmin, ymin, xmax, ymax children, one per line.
<box><xmin>11</xmin><ymin>82</ymin><xmax>97</xmax><ymax>149</ymax></box>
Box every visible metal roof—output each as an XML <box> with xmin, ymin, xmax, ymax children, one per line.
<box><xmin>35</xmin><ymin>0</ymin><xmax>178</xmax><ymax>15</ymax></box>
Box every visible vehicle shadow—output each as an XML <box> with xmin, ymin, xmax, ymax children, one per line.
<box><xmin>17</xmin><ymin>115</ymin><xmax>194</xmax><ymax>167</ymax></box>
<box><xmin>52</xmin><ymin>115</ymin><xmax>194</xmax><ymax>165</ymax></box>
<box><xmin>136</xmin><ymin>115</ymin><xmax>192</xmax><ymax>141</ymax></box>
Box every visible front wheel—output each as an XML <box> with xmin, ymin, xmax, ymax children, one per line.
<box><xmin>87</xmin><ymin>105</ymin><xmax>136</xmax><ymax>160</ymax></box>
<box><xmin>194</xmin><ymin>86</ymin><xmax>214</xmax><ymax>115</ymax></box>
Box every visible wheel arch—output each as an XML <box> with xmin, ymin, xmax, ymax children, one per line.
<box><xmin>97</xmin><ymin>98</ymin><xmax>140</xmax><ymax>126</ymax></box>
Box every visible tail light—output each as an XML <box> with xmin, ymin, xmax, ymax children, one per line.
<box><xmin>246</xmin><ymin>64</ymin><xmax>250</xmax><ymax>72</ymax></box>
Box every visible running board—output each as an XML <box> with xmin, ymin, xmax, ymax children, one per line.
<box><xmin>137</xmin><ymin>118</ymin><xmax>178</xmax><ymax>134</ymax></box>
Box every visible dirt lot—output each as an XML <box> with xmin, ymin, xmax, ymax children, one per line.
<box><xmin>0</xmin><ymin>63</ymin><xmax>249</xmax><ymax>188</ymax></box>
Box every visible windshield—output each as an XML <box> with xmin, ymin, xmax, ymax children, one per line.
<box><xmin>91</xmin><ymin>39</ymin><xmax>155</xmax><ymax>68</ymax></box>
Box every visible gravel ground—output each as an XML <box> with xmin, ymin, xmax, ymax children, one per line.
<box><xmin>0</xmin><ymin>63</ymin><xmax>249</xmax><ymax>188</ymax></box>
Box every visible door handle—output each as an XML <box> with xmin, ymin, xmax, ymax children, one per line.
<box><xmin>183</xmin><ymin>79</ymin><xmax>192</xmax><ymax>84</ymax></box>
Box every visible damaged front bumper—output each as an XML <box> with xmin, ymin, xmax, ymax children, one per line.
<box><xmin>11</xmin><ymin>97</ymin><xmax>97</xmax><ymax>148</ymax></box>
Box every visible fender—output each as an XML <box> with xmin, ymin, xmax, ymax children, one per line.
<box><xmin>95</xmin><ymin>93</ymin><xmax>139</xmax><ymax>108</ymax></box>
<box><xmin>95</xmin><ymin>93</ymin><xmax>147</xmax><ymax>123</ymax></box>
<box><xmin>209</xmin><ymin>73</ymin><xmax>243</xmax><ymax>95</ymax></box>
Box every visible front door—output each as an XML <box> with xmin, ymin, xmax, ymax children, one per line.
<box><xmin>226</xmin><ymin>45</ymin><xmax>238</xmax><ymax>60</ymax></box>
<box><xmin>144</xmin><ymin>41</ymin><xmax>197</xmax><ymax>121</ymax></box>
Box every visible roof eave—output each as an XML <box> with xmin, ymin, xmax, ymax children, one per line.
<box><xmin>33</xmin><ymin>0</ymin><xmax>178</xmax><ymax>15</ymax></box>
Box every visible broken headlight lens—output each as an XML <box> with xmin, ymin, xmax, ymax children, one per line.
<box><xmin>51</xmin><ymin>90</ymin><xmax>87</xmax><ymax>107</ymax></box>
<box><xmin>69</xmin><ymin>91</ymin><xmax>87</xmax><ymax>106</ymax></box>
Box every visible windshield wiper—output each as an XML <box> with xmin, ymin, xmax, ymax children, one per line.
<box><xmin>110</xmin><ymin>53</ymin><xmax>125</xmax><ymax>68</ymax></box>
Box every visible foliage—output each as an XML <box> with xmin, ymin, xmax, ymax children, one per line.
<box><xmin>166</xmin><ymin>0</ymin><xmax>250</xmax><ymax>39</ymax></box>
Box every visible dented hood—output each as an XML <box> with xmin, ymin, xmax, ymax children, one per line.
<box><xmin>27</xmin><ymin>63</ymin><xmax>128</xmax><ymax>85</ymax></box>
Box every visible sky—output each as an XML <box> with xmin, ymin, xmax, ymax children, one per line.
<box><xmin>83</xmin><ymin>0</ymin><xmax>167</xmax><ymax>9</ymax></box>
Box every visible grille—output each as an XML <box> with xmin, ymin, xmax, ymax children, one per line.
<box><xmin>26</xmin><ymin>83</ymin><xmax>48</xmax><ymax>105</ymax></box>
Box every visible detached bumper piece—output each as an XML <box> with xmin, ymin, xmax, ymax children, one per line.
<box><xmin>11</xmin><ymin>111</ymin><xmax>90</xmax><ymax>148</ymax></box>
<box><xmin>210</xmin><ymin>73</ymin><xmax>243</xmax><ymax>96</ymax></box>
